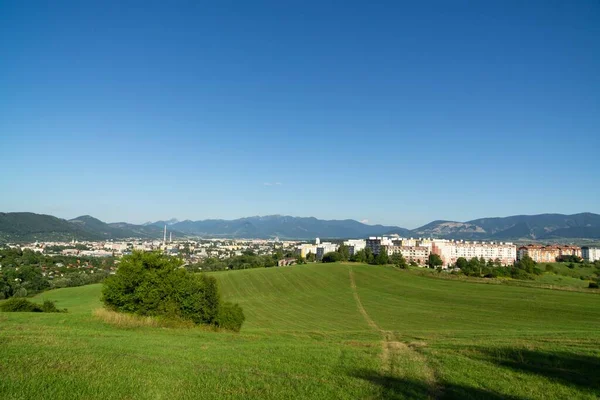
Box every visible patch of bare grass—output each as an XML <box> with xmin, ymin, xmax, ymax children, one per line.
<box><xmin>92</xmin><ymin>308</ymin><xmax>195</xmax><ymax>329</ymax></box>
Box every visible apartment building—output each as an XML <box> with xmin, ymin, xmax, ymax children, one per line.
<box><xmin>387</xmin><ymin>245</ymin><xmax>430</xmax><ymax>265</ymax></box>
<box><xmin>433</xmin><ymin>240</ymin><xmax>516</xmax><ymax>266</ymax></box>
<box><xmin>366</xmin><ymin>237</ymin><xmax>394</xmax><ymax>255</ymax></box>
<box><xmin>581</xmin><ymin>247</ymin><xmax>600</xmax><ymax>262</ymax></box>
<box><xmin>558</xmin><ymin>245</ymin><xmax>582</xmax><ymax>258</ymax></box>
<box><xmin>295</xmin><ymin>243</ymin><xmax>318</xmax><ymax>258</ymax></box>
<box><xmin>517</xmin><ymin>244</ymin><xmax>582</xmax><ymax>262</ymax></box>
<box><xmin>316</xmin><ymin>242</ymin><xmax>339</xmax><ymax>260</ymax></box>
<box><xmin>343</xmin><ymin>239</ymin><xmax>366</xmax><ymax>256</ymax></box>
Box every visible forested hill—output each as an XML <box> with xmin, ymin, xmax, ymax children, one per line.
<box><xmin>0</xmin><ymin>213</ymin><xmax>176</xmax><ymax>242</ymax></box>
<box><xmin>1</xmin><ymin>212</ymin><xmax>600</xmax><ymax>242</ymax></box>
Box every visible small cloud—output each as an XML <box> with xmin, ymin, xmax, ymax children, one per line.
<box><xmin>274</xmin><ymin>182</ymin><xmax>282</xmax><ymax>186</ymax></box>
<box><xmin>263</xmin><ymin>182</ymin><xmax>283</xmax><ymax>186</ymax></box>
<box><xmin>263</xmin><ymin>182</ymin><xmax>272</xmax><ymax>186</ymax></box>
<box><xmin>360</xmin><ymin>219</ymin><xmax>369</xmax><ymax>224</ymax></box>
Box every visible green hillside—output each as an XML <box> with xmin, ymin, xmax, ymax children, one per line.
<box><xmin>1</xmin><ymin>263</ymin><xmax>599</xmax><ymax>399</ymax></box>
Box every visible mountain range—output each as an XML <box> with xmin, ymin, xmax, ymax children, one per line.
<box><xmin>0</xmin><ymin>213</ymin><xmax>176</xmax><ymax>242</ymax></box>
<box><xmin>1</xmin><ymin>212</ymin><xmax>600</xmax><ymax>243</ymax></box>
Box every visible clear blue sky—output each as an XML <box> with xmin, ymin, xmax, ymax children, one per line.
<box><xmin>1</xmin><ymin>1</ymin><xmax>599</xmax><ymax>228</ymax></box>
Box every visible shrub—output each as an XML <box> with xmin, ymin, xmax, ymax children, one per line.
<box><xmin>0</xmin><ymin>298</ymin><xmax>66</xmax><ymax>313</ymax></box>
<box><xmin>102</xmin><ymin>251</ymin><xmax>244</xmax><ymax>330</ymax></box>
<box><xmin>589</xmin><ymin>282</ymin><xmax>599</xmax><ymax>289</ymax></box>
<box><xmin>41</xmin><ymin>300</ymin><xmax>65</xmax><ymax>313</ymax></box>
<box><xmin>511</xmin><ymin>268</ymin><xmax>534</xmax><ymax>280</ymax></box>
<box><xmin>545</xmin><ymin>264</ymin><xmax>555</xmax><ymax>273</ymax></box>
<box><xmin>321</xmin><ymin>252</ymin><xmax>342</xmax><ymax>263</ymax></box>
<box><xmin>0</xmin><ymin>298</ymin><xmax>42</xmax><ymax>312</ymax></box>
<box><xmin>216</xmin><ymin>302</ymin><xmax>246</xmax><ymax>332</ymax></box>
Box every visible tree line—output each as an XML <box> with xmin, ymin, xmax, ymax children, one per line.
<box><xmin>0</xmin><ymin>247</ymin><xmax>115</xmax><ymax>299</ymax></box>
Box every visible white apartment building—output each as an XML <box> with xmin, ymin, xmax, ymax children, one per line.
<box><xmin>343</xmin><ymin>239</ymin><xmax>366</xmax><ymax>256</ymax></box>
<box><xmin>582</xmin><ymin>247</ymin><xmax>600</xmax><ymax>262</ymax></box>
<box><xmin>316</xmin><ymin>242</ymin><xmax>339</xmax><ymax>260</ymax></box>
<box><xmin>432</xmin><ymin>240</ymin><xmax>516</xmax><ymax>267</ymax></box>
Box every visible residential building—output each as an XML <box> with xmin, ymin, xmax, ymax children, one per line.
<box><xmin>366</xmin><ymin>237</ymin><xmax>394</xmax><ymax>255</ymax></box>
<box><xmin>391</xmin><ymin>238</ymin><xmax>418</xmax><ymax>247</ymax></box>
<box><xmin>316</xmin><ymin>242</ymin><xmax>338</xmax><ymax>260</ymax></box>
<box><xmin>582</xmin><ymin>247</ymin><xmax>600</xmax><ymax>262</ymax></box>
<box><xmin>558</xmin><ymin>245</ymin><xmax>582</xmax><ymax>259</ymax></box>
<box><xmin>296</xmin><ymin>243</ymin><xmax>318</xmax><ymax>258</ymax></box>
<box><xmin>343</xmin><ymin>239</ymin><xmax>366</xmax><ymax>256</ymax></box>
<box><xmin>517</xmin><ymin>244</ymin><xmax>582</xmax><ymax>263</ymax></box>
<box><xmin>433</xmin><ymin>240</ymin><xmax>516</xmax><ymax>267</ymax></box>
<box><xmin>387</xmin><ymin>245</ymin><xmax>430</xmax><ymax>265</ymax></box>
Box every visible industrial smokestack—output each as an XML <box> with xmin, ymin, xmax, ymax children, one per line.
<box><xmin>163</xmin><ymin>225</ymin><xmax>167</xmax><ymax>245</ymax></box>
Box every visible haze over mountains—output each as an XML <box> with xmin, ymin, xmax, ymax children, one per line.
<box><xmin>1</xmin><ymin>212</ymin><xmax>600</xmax><ymax>242</ymax></box>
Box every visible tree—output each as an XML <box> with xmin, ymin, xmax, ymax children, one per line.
<box><xmin>365</xmin><ymin>248</ymin><xmax>375</xmax><ymax>264</ymax></box>
<box><xmin>515</xmin><ymin>255</ymin><xmax>536</xmax><ymax>274</ymax></box>
<box><xmin>337</xmin><ymin>244</ymin><xmax>350</xmax><ymax>261</ymax></box>
<box><xmin>427</xmin><ymin>254</ymin><xmax>443</xmax><ymax>269</ymax></box>
<box><xmin>351</xmin><ymin>249</ymin><xmax>367</xmax><ymax>263</ymax></box>
<box><xmin>455</xmin><ymin>257</ymin><xmax>468</xmax><ymax>270</ymax></box>
<box><xmin>306</xmin><ymin>252</ymin><xmax>316</xmax><ymax>262</ymax></box>
<box><xmin>322</xmin><ymin>252</ymin><xmax>342</xmax><ymax>263</ymax></box>
<box><xmin>102</xmin><ymin>251</ymin><xmax>244</xmax><ymax>331</ymax></box>
<box><xmin>375</xmin><ymin>249</ymin><xmax>389</xmax><ymax>265</ymax></box>
<box><xmin>391</xmin><ymin>253</ymin><xmax>408</xmax><ymax>269</ymax></box>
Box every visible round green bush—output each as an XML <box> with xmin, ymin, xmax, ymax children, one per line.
<box><xmin>217</xmin><ymin>302</ymin><xmax>245</xmax><ymax>332</ymax></box>
<box><xmin>102</xmin><ymin>251</ymin><xmax>244</xmax><ymax>330</ymax></box>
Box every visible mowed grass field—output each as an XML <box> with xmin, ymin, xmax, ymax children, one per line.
<box><xmin>1</xmin><ymin>263</ymin><xmax>599</xmax><ymax>399</ymax></box>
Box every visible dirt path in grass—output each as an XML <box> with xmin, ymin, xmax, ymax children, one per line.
<box><xmin>349</xmin><ymin>267</ymin><xmax>441</xmax><ymax>398</ymax></box>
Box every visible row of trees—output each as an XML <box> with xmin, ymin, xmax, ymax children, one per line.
<box><xmin>188</xmin><ymin>250</ymin><xmax>302</xmax><ymax>272</ymax></box>
<box><xmin>454</xmin><ymin>255</ymin><xmax>542</xmax><ymax>279</ymax></box>
<box><xmin>321</xmin><ymin>245</ymin><xmax>444</xmax><ymax>269</ymax></box>
<box><xmin>556</xmin><ymin>254</ymin><xmax>583</xmax><ymax>263</ymax></box>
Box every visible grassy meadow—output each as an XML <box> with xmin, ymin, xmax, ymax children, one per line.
<box><xmin>1</xmin><ymin>263</ymin><xmax>599</xmax><ymax>399</ymax></box>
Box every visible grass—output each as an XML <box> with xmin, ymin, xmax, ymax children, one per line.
<box><xmin>92</xmin><ymin>308</ymin><xmax>197</xmax><ymax>329</ymax></box>
<box><xmin>0</xmin><ymin>262</ymin><xmax>599</xmax><ymax>399</ymax></box>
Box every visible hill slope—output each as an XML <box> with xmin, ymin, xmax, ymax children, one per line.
<box><xmin>0</xmin><ymin>212</ymin><xmax>99</xmax><ymax>242</ymax></box>
<box><xmin>1</xmin><ymin>264</ymin><xmax>598</xmax><ymax>399</ymax></box>
<box><xmin>0</xmin><ymin>212</ymin><xmax>182</xmax><ymax>242</ymax></box>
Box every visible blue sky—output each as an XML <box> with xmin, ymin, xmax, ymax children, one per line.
<box><xmin>1</xmin><ymin>1</ymin><xmax>599</xmax><ymax>229</ymax></box>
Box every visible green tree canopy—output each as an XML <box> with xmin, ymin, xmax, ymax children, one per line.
<box><xmin>427</xmin><ymin>254</ymin><xmax>443</xmax><ymax>269</ymax></box>
<box><xmin>102</xmin><ymin>251</ymin><xmax>244</xmax><ymax>331</ymax></box>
